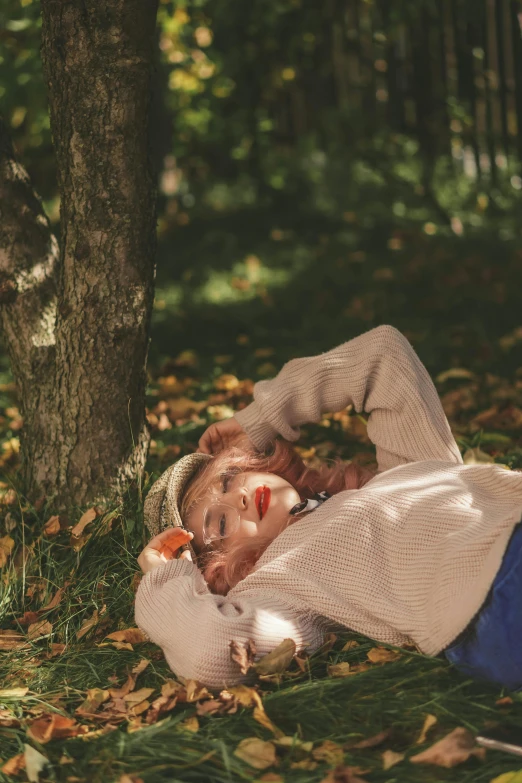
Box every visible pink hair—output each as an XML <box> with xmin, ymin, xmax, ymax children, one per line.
<box><xmin>181</xmin><ymin>441</ymin><xmax>375</xmax><ymax>596</ymax></box>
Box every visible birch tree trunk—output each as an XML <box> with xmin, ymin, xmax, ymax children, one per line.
<box><xmin>0</xmin><ymin>0</ymin><xmax>159</xmax><ymax>508</ymax></box>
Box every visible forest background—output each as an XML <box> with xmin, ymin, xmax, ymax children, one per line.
<box><xmin>2</xmin><ymin>1</ymin><xmax>522</xmax><ymax>782</ymax></box>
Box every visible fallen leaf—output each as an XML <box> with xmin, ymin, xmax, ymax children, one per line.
<box><xmin>255</xmin><ymin>639</ymin><xmax>296</xmax><ymax>675</ymax></box>
<box><xmin>27</xmin><ymin>620</ymin><xmax>52</xmax><ymax>640</ymax></box>
<box><xmin>382</xmin><ymin>749</ymin><xmax>405</xmax><ymax>769</ymax></box>
<box><xmin>254</xmin><ymin>775</ymin><xmax>284</xmax><ymax>783</ymax></box>
<box><xmin>367</xmin><ymin>647</ymin><xmax>401</xmax><ymax>664</ymax></box>
<box><xmin>214</xmin><ymin>374</ymin><xmax>240</xmax><ymax>391</ymax></box>
<box><xmin>489</xmin><ymin>773</ymin><xmax>522</xmax><ymax>783</ymax></box>
<box><xmin>290</xmin><ymin>759</ymin><xmax>318</xmax><ymax>770</ymax></box>
<box><xmin>1</xmin><ymin>753</ymin><xmax>25</xmax><ymax>775</ymax></box>
<box><xmin>40</xmin><ymin>582</ymin><xmax>70</xmax><ymax>612</ymax></box>
<box><xmin>349</xmin><ymin>729</ymin><xmax>391</xmax><ymax>749</ymax></box>
<box><xmin>0</xmin><ymin>534</ymin><xmax>15</xmax><ymax>567</ymax></box>
<box><xmin>410</xmin><ymin>727</ymin><xmax>486</xmax><ymax>768</ymax></box>
<box><xmin>0</xmin><ymin>629</ymin><xmax>30</xmax><ymax>650</ymax></box>
<box><xmin>43</xmin><ymin>516</ymin><xmax>61</xmax><ymax>536</ymax></box>
<box><xmin>0</xmin><ymin>708</ymin><xmax>21</xmax><ymax>727</ymax></box>
<box><xmin>75</xmin><ymin>688</ymin><xmax>111</xmax><ymax>716</ymax></box>
<box><xmin>416</xmin><ymin>714</ymin><xmax>438</xmax><ymax>745</ymax></box>
<box><xmin>47</xmin><ymin>643</ymin><xmax>66</xmax><ymax>658</ymax></box>
<box><xmin>14</xmin><ymin>611</ymin><xmax>40</xmax><ymax>626</ymax></box>
<box><xmin>253</xmin><ymin>706</ymin><xmax>285</xmax><ymax>738</ymax></box>
<box><xmin>76</xmin><ymin>605</ymin><xmax>106</xmax><ymax>640</ymax></box>
<box><xmin>319</xmin><ymin>765</ymin><xmax>370</xmax><ymax>783</ymax></box>
<box><xmin>24</xmin><ymin>743</ymin><xmax>48</xmax><ymax>783</ymax></box>
<box><xmin>496</xmin><ymin>697</ymin><xmax>514</xmax><ymax>707</ymax></box>
<box><xmin>230</xmin><ymin>638</ymin><xmax>257</xmax><ymax>674</ymax></box>
<box><xmin>184</xmin><ymin>680</ymin><xmax>212</xmax><ymax>702</ymax></box>
<box><xmin>70</xmin><ymin>508</ymin><xmax>97</xmax><ymax>540</ymax></box>
<box><xmin>312</xmin><ymin>739</ymin><xmax>344</xmax><ymax>766</ymax></box>
<box><xmin>178</xmin><ymin>716</ymin><xmax>199</xmax><ymax>732</ymax></box>
<box><xmin>123</xmin><ymin>688</ymin><xmax>155</xmax><ymax>707</ymax></box>
<box><xmin>341</xmin><ymin>640</ymin><xmax>359</xmax><ymax>651</ymax></box>
<box><xmin>27</xmin><ymin>713</ymin><xmax>89</xmax><ymax>743</ymax></box>
<box><xmin>234</xmin><ymin>737</ymin><xmax>277</xmax><ymax>770</ymax></box>
<box><xmin>0</xmin><ymin>687</ymin><xmax>29</xmax><ymax>698</ymax></box>
<box><xmin>105</xmin><ymin>628</ymin><xmax>148</xmax><ymax>644</ymax></box>
<box><xmin>327</xmin><ymin>662</ymin><xmax>351</xmax><ymax>678</ymax></box>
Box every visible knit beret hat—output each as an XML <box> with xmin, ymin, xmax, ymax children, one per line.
<box><xmin>143</xmin><ymin>453</ymin><xmax>213</xmax><ymax>544</ymax></box>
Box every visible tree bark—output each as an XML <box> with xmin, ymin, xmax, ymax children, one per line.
<box><xmin>0</xmin><ymin>0</ymin><xmax>159</xmax><ymax>508</ymax></box>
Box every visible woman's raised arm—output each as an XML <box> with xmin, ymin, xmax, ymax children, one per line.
<box><xmin>234</xmin><ymin>325</ymin><xmax>462</xmax><ymax>472</ymax></box>
<box><xmin>134</xmin><ymin>557</ymin><xmax>323</xmax><ymax>689</ymax></box>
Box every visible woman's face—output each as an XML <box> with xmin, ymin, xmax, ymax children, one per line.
<box><xmin>186</xmin><ymin>470</ymin><xmax>301</xmax><ymax>553</ymax></box>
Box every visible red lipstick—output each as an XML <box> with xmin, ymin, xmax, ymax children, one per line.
<box><xmin>255</xmin><ymin>486</ymin><xmax>271</xmax><ymax>520</ymax></box>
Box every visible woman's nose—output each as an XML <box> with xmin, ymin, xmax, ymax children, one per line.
<box><xmin>228</xmin><ymin>487</ymin><xmax>248</xmax><ymax>510</ymax></box>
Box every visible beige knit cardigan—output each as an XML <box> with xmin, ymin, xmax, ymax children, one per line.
<box><xmin>135</xmin><ymin>325</ymin><xmax>522</xmax><ymax>688</ymax></box>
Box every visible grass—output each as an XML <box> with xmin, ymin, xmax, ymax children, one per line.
<box><xmin>2</xmin><ymin>173</ymin><xmax>522</xmax><ymax>782</ymax></box>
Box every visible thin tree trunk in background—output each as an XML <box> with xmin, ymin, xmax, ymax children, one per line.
<box><xmin>16</xmin><ymin>0</ymin><xmax>159</xmax><ymax>507</ymax></box>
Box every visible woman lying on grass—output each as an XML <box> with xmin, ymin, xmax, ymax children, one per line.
<box><xmin>135</xmin><ymin>325</ymin><xmax>522</xmax><ymax>691</ymax></box>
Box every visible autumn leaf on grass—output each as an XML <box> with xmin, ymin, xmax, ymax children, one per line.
<box><xmin>382</xmin><ymin>750</ymin><xmax>405</xmax><ymax>770</ymax></box>
<box><xmin>43</xmin><ymin>515</ymin><xmax>61</xmax><ymax>536</ymax></box>
<box><xmin>101</xmin><ymin>627</ymin><xmax>149</xmax><ymax>651</ymax></box>
<box><xmin>27</xmin><ymin>713</ymin><xmax>89</xmax><ymax>743</ymax></box>
<box><xmin>490</xmin><ymin>773</ymin><xmax>522</xmax><ymax>783</ymax></box>
<box><xmin>76</xmin><ymin>605</ymin><xmax>106</xmax><ymax>640</ymax></box>
<box><xmin>366</xmin><ymin>646</ymin><xmax>402</xmax><ymax>664</ymax></box>
<box><xmin>145</xmin><ymin>680</ymin><xmax>182</xmax><ymax>724</ymax></box>
<box><xmin>254</xmin><ymin>639</ymin><xmax>296</xmax><ymax>675</ymax></box>
<box><xmin>70</xmin><ymin>507</ymin><xmax>97</xmax><ymax>551</ymax></box>
<box><xmin>108</xmin><ymin>658</ymin><xmax>150</xmax><ymax>699</ymax></box>
<box><xmin>76</xmin><ymin>688</ymin><xmax>111</xmax><ymax>717</ymax></box>
<box><xmin>463</xmin><ymin>447</ymin><xmax>495</xmax><ymax>465</ymax></box>
<box><xmin>0</xmin><ymin>686</ymin><xmax>29</xmax><ymax>699</ymax></box>
<box><xmin>0</xmin><ymin>534</ymin><xmax>14</xmax><ymax>567</ymax></box>
<box><xmin>348</xmin><ymin>729</ymin><xmax>392</xmax><ymax>750</ymax></box>
<box><xmin>234</xmin><ymin>737</ymin><xmax>277</xmax><ymax>770</ymax></box>
<box><xmin>312</xmin><ymin>740</ymin><xmax>344</xmax><ymax>766</ymax></box>
<box><xmin>1</xmin><ymin>753</ymin><xmax>25</xmax><ymax>776</ymax></box>
<box><xmin>184</xmin><ymin>680</ymin><xmax>213</xmax><ymax>703</ymax></box>
<box><xmin>410</xmin><ymin>727</ymin><xmax>486</xmax><ymax>768</ymax></box>
<box><xmin>327</xmin><ymin>662</ymin><xmax>352</xmax><ymax>678</ymax></box>
<box><xmin>27</xmin><ymin>620</ymin><xmax>52</xmax><ymax>640</ymax></box>
<box><xmin>319</xmin><ymin>764</ymin><xmax>370</xmax><ymax>783</ymax></box>
<box><xmin>230</xmin><ymin>638</ymin><xmax>257</xmax><ymax>674</ymax></box>
<box><xmin>415</xmin><ymin>714</ymin><xmax>437</xmax><ymax>744</ymax></box>
<box><xmin>0</xmin><ymin>629</ymin><xmax>30</xmax><ymax>650</ymax></box>
<box><xmin>178</xmin><ymin>716</ymin><xmax>199</xmax><ymax>732</ymax></box>
<box><xmin>24</xmin><ymin>743</ymin><xmax>49</xmax><ymax>781</ymax></box>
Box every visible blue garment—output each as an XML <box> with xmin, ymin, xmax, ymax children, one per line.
<box><xmin>444</xmin><ymin>521</ymin><xmax>522</xmax><ymax>691</ymax></box>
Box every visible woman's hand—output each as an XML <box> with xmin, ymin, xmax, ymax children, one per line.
<box><xmin>197</xmin><ymin>416</ymin><xmax>254</xmax><ymax>455</ymax></box>
<box><xmin>137</xmin><ymin>527</ymin><xmax>194</xmax><ymax>574</ymax></box>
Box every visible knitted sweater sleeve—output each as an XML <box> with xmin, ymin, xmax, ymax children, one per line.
<box><xmin>134</xmin><ymin>558</ymin><xmax>324</xmax><ymax>689</ymax></box>
<box><xmin>234</xmin><ymin>324</ymin><xmax>462</xmax><ymax>472</ymax></box>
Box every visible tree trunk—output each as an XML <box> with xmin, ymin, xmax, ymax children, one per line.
<box><xmin>0</xmin><ymin>0</ymin><xmax>159</xmax><ymax>508</ymax></box>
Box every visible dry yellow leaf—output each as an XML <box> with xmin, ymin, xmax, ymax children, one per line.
<box><xmin>105</xmin><ymin>628</ymin><xmax>148</xmax><ymax>644</ymax></box>
<box><xmin>185</xmin><ymin>680</ymin><xmax>212</xmax><ymax>702</ymax></box>
<box><xmin>253</xmin><ymin>706</ymin><xmax>285</xmax><ymax>738</ymax></box>
<box><xmin>123</xmin><ymin>688</ymin><xmax>155</xmax><ymax>706</ymax></box>
<box><xmin>0</xmin><ymin>535</ymin><xmax>14</xmax><ymax>567</ymax></box>
<box><xmin>0</xmin><ymin>629</ymin><xmax>30</xmax><ymax>650</ymax></box>
<box><xmin>214</xmin><ymin>374</ymin><xmax>240</xmax><ymax>391</ymax></box>
<box><xmin>71</xmin><ymin>508</ymin><xmax>97</xmax><ymax>538</ymax></box>
<box><xmin>27</xmin><ymin>620</ymin><xmax>53</xmax><ymax>640</ymax></box>
<box><xmin>179</xmin><ymin>716</ymin><xmax>199</xmax><ymax>732</ymax></box>
<box><xmin>234</xmin><ymin>737</ymin><xmax>277</xmax><ymax>770</ymax></box>
<box><xmin>1</xmin><ymin>753</ymin><xmax>25</xmax><ymax>775</ymax></box>
<box><xmin>255</xmin><ymin>638</ymin><xmax>296</xmax><ymax>675</ymax></box>
<box><xmin>367</xmin><ymin>647</ymin><xmax>402</xmax><ymax>664</ymax></box>
<box><xmin>0</xmin><ymin>687</ymin><xmax>29</xmax><ymax>699</ymax></box>
<box><xmin>341</xmin><ymin>640</ymin><xmax>359</xmax><ymax>651</ymax></box>
<box><xmin>312</xmin><ymin>739</ymin><xmax>344</xmax><ymax>766</ymax></box>
<box><xmin>410</xmin><ymin>727</ymin><xmax>486</xmax><ymax>768</ymax></box>
<box><xmin>43</xmin><ymin>516</ymin><xmax>61</xmax><ymax>536</ymax></box>
<box><xmin>76</xmin><ymin>688</ymin><xmax>110</xmax><ymax>716</ymax></box>
<box><xmin>290</xmin><ymin>759</ymin><xmax>318</xmax><ymax>770</ymax></box>
<box><xmin>382</xmin><ymin>749</ymin><xmax>405</xmax><ymax>770</ymax></box>
<box><xmin>327</xmin><ymin>662</ymin><xmax>351</xmax><ymax>678</ymax></box>
<box><xmin>415</xmin><ymin>714</ymin><xmax>438</xmax><ymax>745</ymax></box>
